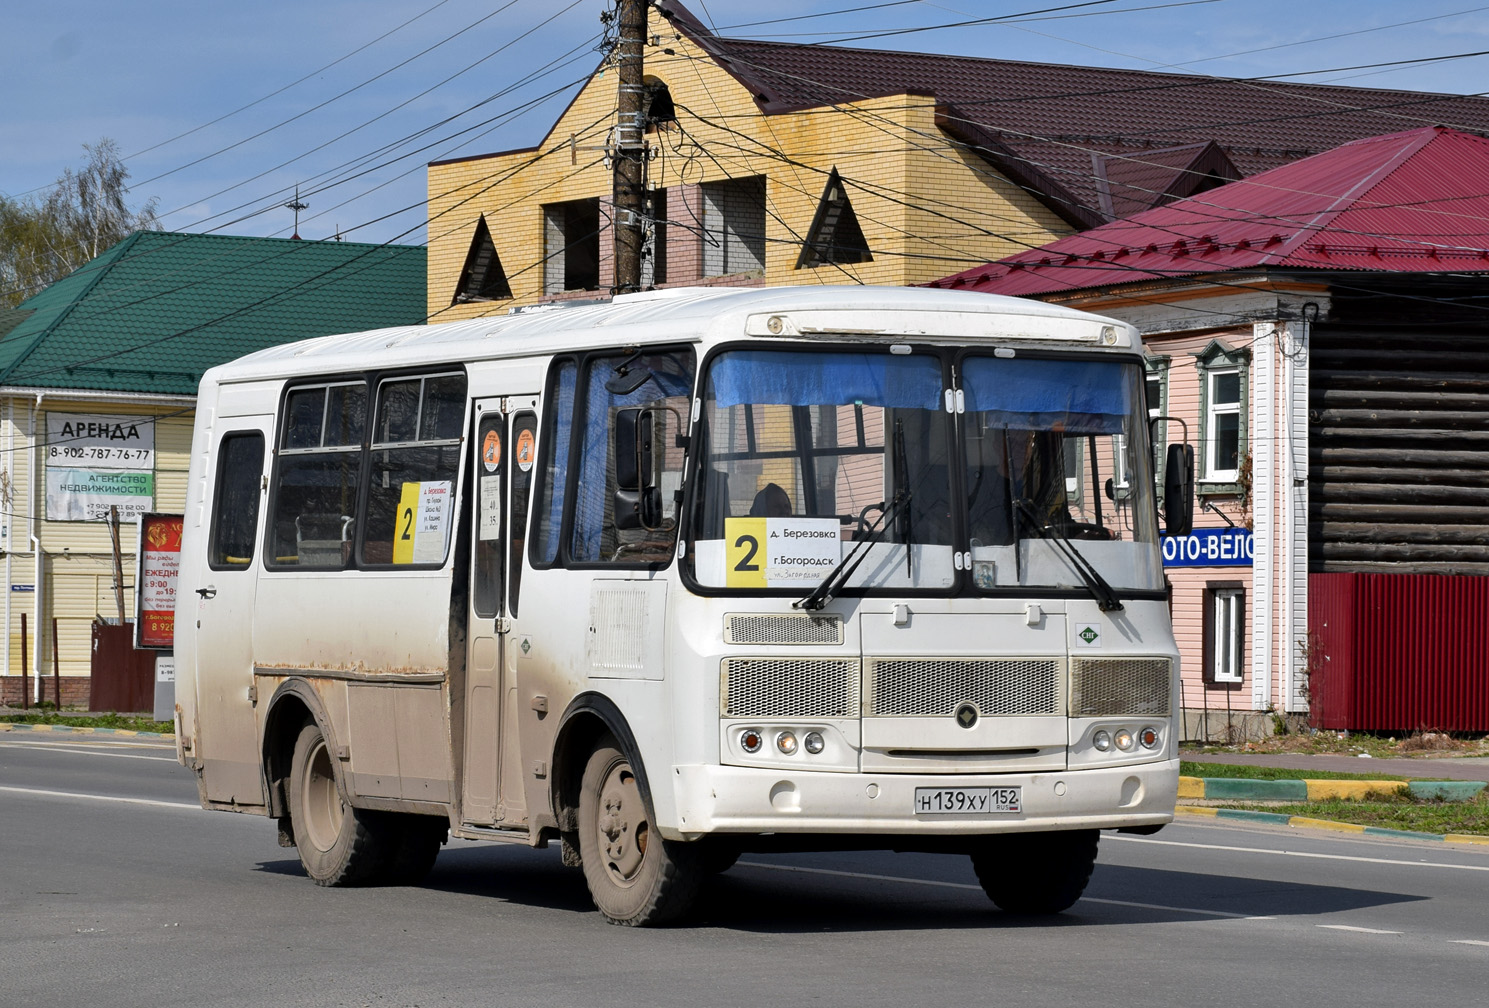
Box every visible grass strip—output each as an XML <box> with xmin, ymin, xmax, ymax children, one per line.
<box><xmin>1180</xmin><ymin>761</ymin><xmax>1425</xmax><ymax>782</ymax></box>
<box><xmin>1219</xmin><ymin>793</ymin><xmax>1489</xmax><ymax>837</ymax></box>
<box><xmin>0</xmin><ymin>713</ymin><xmax>173</xmax><ymax>734</ymax></box>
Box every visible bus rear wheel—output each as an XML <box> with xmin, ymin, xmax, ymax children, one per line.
<box><xmin>288</xmin><ymin>722</ymin><xmax>389</xmax><ymax>886</ymax></box>
<box><xmin>577</xmin><ymin>735</ymin><xmax>702</xmax><ymax>926</ymax></box>
<box><xmin>969</xmin><ymin>829</ymin><xmax>1099</xmax><ymax>914</ymax></box>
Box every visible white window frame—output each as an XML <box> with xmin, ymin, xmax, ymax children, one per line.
<box><xmin>1208</xmin><ymin>584</ymin><xmax>1245</xmax><ymax>684</ymax></box>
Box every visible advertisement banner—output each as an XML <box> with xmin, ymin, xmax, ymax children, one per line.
<box><xmin>46</xmin><ymin>469</ymin><xmax>155</xmax><ymax>521</ymax></box>
<box><xmin>46</xmin><ymin>413</ymin><xmax>155</xmax><ymax>469</ymax></box>
<box><xmin>135</xmin><ymin>513</ymin><xmax>183</xmax><ymax>649</ymax></box>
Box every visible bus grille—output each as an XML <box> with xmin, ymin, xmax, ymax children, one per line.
<box><xmin>866</xmin><ymin>658</ymin><xmax>1062</xmax><ymax>717</ymax></box>
<box><xmin>724</xmin><ymin>613</ymin><xmax>845</xmax><ymax>646</ymax></box>
<box><xmin>721</xmin><ymin>658</ymin><xmax>859</xmax><ymax>718</ymax></box>
<box><xmin>1070</xmin><ymin>657</ymin><xmax>1171</xmax><ymax>716</ymax></box>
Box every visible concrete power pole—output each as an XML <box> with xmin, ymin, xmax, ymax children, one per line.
<box><xmin>612</xmin><ymin>0</ymin><xmax>647</xmax><ymax>294</ymax></box>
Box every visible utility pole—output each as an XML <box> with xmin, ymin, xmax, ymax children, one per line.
<box><xmin>612</xmin><ymin>0</ymin><xmax>647</xmax><ymax>294</ymax></box>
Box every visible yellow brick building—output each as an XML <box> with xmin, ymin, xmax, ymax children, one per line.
<box><xmin>426</xmin><ymin>1</ymin><xmax>1078</xmax><ymax>317</ymax></box>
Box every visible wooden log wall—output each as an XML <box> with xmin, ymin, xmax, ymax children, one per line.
<box><xmin>1310</xmin><ymin>326</ymin><xmax>1489</xmax><ymax>574</ymax></box>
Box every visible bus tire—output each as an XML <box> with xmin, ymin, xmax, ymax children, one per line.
<box><xmin>969</xmin><ymin>829</ymin><xmax>1099</xmax><ymax>914</ymax></box>
<box><xmin>288</xmin><ymin>722</ymin><xmax>388</xmax><ymax>886</ymax></box>
<box><xmin>380</xmin><ymin>813</ymin><xmax>446</xmax><ymax>884</ymax></box>
<box><xmin>577</xmin><ymin>735</ymin><xmax>702</xmax><ymax>926</ymax></box>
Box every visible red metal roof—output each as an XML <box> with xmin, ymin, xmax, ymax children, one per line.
<box><xmin>927</xmin><ymin>127</ymin><xmax>1489</xmax><ymax>296</ymax></box>
<box><xmin>653</xmin><ymin>1</ymin><xmax>1489</xmax><ymax>229</ymax></box>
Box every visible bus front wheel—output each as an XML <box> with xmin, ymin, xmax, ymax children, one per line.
<box><xmin>577</xmin><ymin>735</ymin><xmax>702</xmax><ymax>926</ymax></box>
<box><xmin>969</xmin><ymin>829</ymin><xmax>1099</xmax><ymax>914</ymax></box>
<box><xmin>288</xmin><ymin>722</ymin><xmax>389</xmax><ymax>886</ymax></box>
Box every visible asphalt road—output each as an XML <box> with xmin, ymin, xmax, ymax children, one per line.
<box><xmin>3</xmin><ymin>731</ymin><xmax>1488</xmax><ymax>1008</ymax></box>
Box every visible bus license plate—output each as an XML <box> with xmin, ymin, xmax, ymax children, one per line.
<box><xmin>913</xmin><ymin>786</ymin><xmax>1021</xmax><ymax>815</ymax></box>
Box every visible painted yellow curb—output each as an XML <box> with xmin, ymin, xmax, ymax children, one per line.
<box><xmin>1305</xmin><ymin>780</ymin><xmax>1408</xmax><ymax>801</ymax></box>
<box><xmin>1288</xmin><ymin>816</ymin><xmax>1367</xmax><ymax>834</ymax></box>
<box><xmin>1175</xmin><ymin>805</ymin><xmax>1218</xmax><ymax>817</ymax></box>
<box><xmin>1444</xmin><ymin>833</ymin><xmax>1489</xmax><ymax>846</ymax></box>
<box><xmin>1177</xmin><ymin>776</ymin><xmax>1206</xmax><ymax>799</ymax></box>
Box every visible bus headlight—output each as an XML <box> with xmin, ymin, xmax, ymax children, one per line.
<box><xmin>1092</xmin><ymin>730</ymin><xmax>1113</xmax><ymax>752</ymax></box>
<box><xmin>1114</xmin><ymin>729</ymin><xmax>1135</xmax><ymax>751</ymax></box>
<box><xmin>776</xmin><ymin>731</ymin><xmax>798</xmax><ymax>755</ymax></box>
<box><xmin>804</xmin><ymin>731</ymin><xmax>825</xmax><ymax>755</ymax></box>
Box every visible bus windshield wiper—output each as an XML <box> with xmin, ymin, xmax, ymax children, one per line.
<box><xmin>1014</xmin><ymin>498</ymin><xmax>1124</xmax><ymax>612</ymax></box>
<box><xmin>795</xmin><ymin>490</ymin><xmax>910</xmax><ymax>611</ymax></box>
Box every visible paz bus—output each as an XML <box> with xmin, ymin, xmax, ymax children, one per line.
<box><xmin>174</xmin><ymin>285</ymin><xmax>1193</xmax><ymax>926</ymax></box>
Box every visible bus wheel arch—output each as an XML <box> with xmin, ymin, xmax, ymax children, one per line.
<box><xmin>262</xmin><ymin>679</ymin><xmax>338</xmax><ymax>821</ymax></box>
<box><xmin>550</xmin><ymin>694</ymin><xmax>652</xmax><ymax>835</ymax></box>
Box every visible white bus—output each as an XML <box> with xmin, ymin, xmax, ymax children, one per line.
<box><xmin>175</xmin><ymin>285</ymin><xmax>1192</xmax><ymax>926</ymax></box>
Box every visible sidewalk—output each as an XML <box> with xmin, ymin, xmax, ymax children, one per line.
<box><xmin>1182</xmin><ymin>750</ymin><xmax>1489</xmax><ymax>782</ymax></box>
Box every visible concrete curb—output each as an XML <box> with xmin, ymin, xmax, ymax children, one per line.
<box><xmin>0</xmin><ymin>722</ymin><xmax>173</xmax><ymax>738</ymax></box>
<box><xmin>1177</xmin><ymin>805</ymin><xmax>1489</xmax><ymax>846</ymax></box>
<box><xmin>1178</xmin><ymin>775</ymin><xmax>1486</xmax><ymax>802</ymax></box>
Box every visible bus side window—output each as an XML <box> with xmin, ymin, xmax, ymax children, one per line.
<box><xmin>270</xmin><ymin>382</ymin><xmax>366</xmax><ymax>568</ymax></box>
<box><xmin>208</xmin><ymin>432</ymin><xmax>265</xmax><ymax>568</ymax></box>
<box><xmin>362</xmin><ymin>373</ymin><xmax>467</xmax><ymax>567</ymax></box>
<box><xmin>570</xmin><ymin>348</ymin><xmax>694</xmax><ymax>564</ymax></box>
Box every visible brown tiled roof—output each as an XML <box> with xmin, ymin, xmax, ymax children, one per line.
<box><xmin>654</xmin><ymin>0</ymin><xmax>1489</xmax><ymax>226</ymax></box>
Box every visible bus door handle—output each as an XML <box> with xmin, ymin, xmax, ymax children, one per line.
<box><xmin>196</xmin><ymin>586</ymin><xmax>217</xmax><ymax>599</ymax></box>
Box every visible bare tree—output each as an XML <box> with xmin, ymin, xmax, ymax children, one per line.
<box><xmin>1</xmin><ymin>139</ymin><xmax>160</xmax><ymax>307</ymax></box>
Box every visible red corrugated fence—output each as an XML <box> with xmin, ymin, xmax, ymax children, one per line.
<box><xmin>1309</xmin><ymin>572</ymin><xmax>1489</xmax><ymax>732</ymax></box>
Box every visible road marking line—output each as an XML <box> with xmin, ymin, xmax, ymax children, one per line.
<box><xmin>0</xmin><ymin>785</ymin><xmax>200</xmax><ymax>811</ymax></box>
<box><xmin>737</xmin><ymin>862</ymin><xmax>1271</xmax><ymax>919</ymax></box>
<box><xmin>1</xmin><ymin>741</ymin><xmax>176</xmax><ymax>761</ymax></box>
<box><xmin>1317</xmin><ymin>925</ymin><xmax>1402</xmax><ymax>934</ymax></box>
<box><xmin>0</xmin><ymin>735</ymin><xmax>174</xmax><ymax>751</ymax></box>
<box><xmin>1450</xmin><ymin>940</ymin><xmax>1489</xmax><ymax>947</ymax></box>
<box><xmin>1109</xmin><ymin>832</ymin><xmax>1489</xmax><ymax>872</ymax></box>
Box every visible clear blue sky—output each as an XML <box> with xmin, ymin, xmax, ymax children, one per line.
<box><xmin>4</xmin><ymin>0</ymin><xmax>1489</xmax><ymax>247</ymax></box>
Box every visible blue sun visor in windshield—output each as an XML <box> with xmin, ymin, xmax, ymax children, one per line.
<box><xmin>962</xmin><ymin>357</ymin><xmax>1132</xmax><ymax>434</ymax></box>
<box><xmin>707</xmin><ymin>350</ymin><xmax>943</xmax><ymax>410</ymax></box>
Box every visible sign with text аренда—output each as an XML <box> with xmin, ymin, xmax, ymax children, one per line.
<box><xmin>45</xmin><ymin>413</ymin><xmax>155</xmax><ymax>521</ymax></box>
<box><xmin>1161</xmin><ymin>526</ymin><xmax>1253</xmax><ymax>567</ymax></box>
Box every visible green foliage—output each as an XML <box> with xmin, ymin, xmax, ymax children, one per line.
<box><xmin>1</xmin><ymin>139</ymin><xmax>160</xmax><ymax>307</ymax></box>
<box><xmin>1181</xmin><ymin>761</ymin><xmax>1419</xmax><ymax>782</ymax></box>
<box><xmin>0</xmin><ymin>712</ymin><xmax>173</xmax><ymax>734</ymax></box>
<box><xmin>1227</xmin><ymin>794</ymin><xmax>1489</xmax><ymax>837</ymax></box>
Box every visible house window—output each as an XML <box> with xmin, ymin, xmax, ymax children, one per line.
<box><xmin>796</xmin><ymin>168</ymin><xmax>872</xmax><ymax>269</ymax></box>
<box><xmin>701</xmin><ymin>176</ymin><xmax>766</xmax><ymax>277</ymax></box>
<box><xmin>1204</xmin><ymin>583</ymin><xmax>1245</xmax><ymax>684</ymax></box>
<box><xmin>542</xmin><ymin>198</ymin><xmax>601</xmax><ymax>294</ymax></box>
<box><xmin>1194</xmin><ymin>341</ymin><xmax>1248</xmax><ymax>490</ymax></box>
<box><xmin>644</xmin><ymin>188</ymin><xmax>666</xmax><ymax>287</ymax></box>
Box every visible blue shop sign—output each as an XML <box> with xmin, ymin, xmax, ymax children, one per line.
<box><xmin>1161</xmin><ymin>527</ymin><xmax>1253</xmax><ymax>567</ymax></box>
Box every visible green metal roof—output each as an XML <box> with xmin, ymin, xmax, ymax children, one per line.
<box><xmin>1</xmin><ymin>231</ymin><xmax>426</xmax><ymax>395</ymax></box>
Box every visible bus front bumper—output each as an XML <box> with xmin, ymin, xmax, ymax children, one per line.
<box><xmin>665</xmin><ymin>759</ymin><xmax>1179</xmax><ymax>841</ymax></box>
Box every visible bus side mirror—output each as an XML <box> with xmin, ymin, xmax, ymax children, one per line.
<box><xmin>1163</xmin><ymin>443</ymin><xmax>1194</xmax><ymax>537</ymax></box>
<box><xmin>614</xmin><ymin>408</ymin><xmax>663</xmax><ymax>530</ymax></box>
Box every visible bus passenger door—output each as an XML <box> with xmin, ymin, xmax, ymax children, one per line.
<box><xmin>461</xmin><ymin>396</ymin><xmax>537</xmax><ymax>827</ymax></box>
<box><xmin>191</xmin><ymin>420</ymin><xmax>272</xmax><ymax>806</ymax></box>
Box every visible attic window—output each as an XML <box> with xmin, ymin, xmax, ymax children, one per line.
<box><xmin>643</xmin><ymin>77</ymin><xmax>676</xmax><ymax>131</ymax></box>
<box><xmin>542</xmin><ymin>197</ymin><xmax>601</xmax><ymax>294</ymax></box>
<box><xmin>796</xmin><ymin>169</ymin><xmax>871</xmax><ymax>269</ymax></box>
<box><xmin>451</xmin><ymin>215</ymin><xmax>511</xmax><ymax>305</ymax></box>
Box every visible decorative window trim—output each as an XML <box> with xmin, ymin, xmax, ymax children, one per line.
<box><xmin>1193</xmin><ymin>339</ymin><xmax>1248</xmax><ymax>494</ymax></box>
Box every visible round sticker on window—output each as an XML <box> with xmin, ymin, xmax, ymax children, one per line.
<box><xmin>516</xmin><ymin>429</ymin><xmax>536</xmax><ymax>472</ymax></box>
<box><xmin>482</xmin><ymin>429</ymin><xmax>502</xmax><ymax>472</ymax></box>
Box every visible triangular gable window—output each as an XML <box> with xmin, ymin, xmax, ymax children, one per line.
<box><xmin>796</xmin><ymin>169</ymin><xmax>872</xmax><ymax>269</ymax></box>
<box><xmin>452</xmin><ymin>215</ymin><xmax>511</xmax><ymax>304</ymax></box>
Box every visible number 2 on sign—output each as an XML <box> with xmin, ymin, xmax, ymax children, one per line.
<box><xmin>392</xmin><ymin>483</ymin><xmax>420</xmax><ymax>564</ymax></box>
<box><xmin>724</xmin><ymin>518</ymin><xmax>766</xmax><ymax>587</ymax></box>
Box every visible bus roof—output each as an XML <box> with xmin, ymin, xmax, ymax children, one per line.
<box><xmin>202</xmin><ymin>285</ymin><xmax>1133</xmax><ymax>387</ymax></box>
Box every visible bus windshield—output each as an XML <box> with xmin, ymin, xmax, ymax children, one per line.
<box><xmin>687</xmin><ymin>347</ymin><xmax>1161</xmax><ymax>597</ymax></box>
